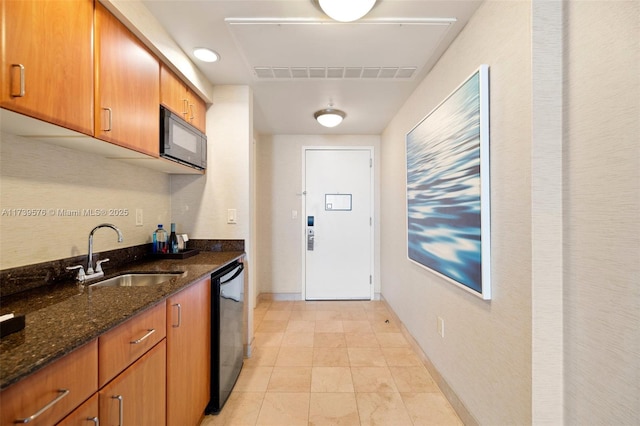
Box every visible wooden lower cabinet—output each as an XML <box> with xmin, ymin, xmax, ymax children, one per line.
<box><xmin>98</xmin><ymin>340</ymin><xmax>166</xmax><ymax>426</ymax></box>
<box><xmin>166</xmin><ymin>278</ymin><xmax>211</xmax><ymax>425</ymax></box>
<box><xmin>57</xmin><ymin>394</ymin><xmax>99</xmax><ymax>426</ymax></box>
<box><xmin>0</xmin><ymin>341</ymin><xmax>98</xmax><ymax>426</ymax></box>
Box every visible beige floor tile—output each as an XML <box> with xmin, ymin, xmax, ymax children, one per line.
<box><xmin>314</xmin><ymin>332</ymin><xmax>347</xmax><ymax>348</ymax></box>
<box><xmin>356</xmin><ymin>392</ymin><xmax>413</xmax><ymax>426</ymax></box>
<box><xmin>375</xmin><ymin>332</ymin><xmax>410</xmax><ymax>347</ymax></box>
<box><xmin>286</xmin><ymin>320</ymin><xmax>316</xmax><ymax>333</ymax></box>
<box><xmin>309</xmin><ymin>392</ymin><xmax>360</xmax><ymax>426</ymax></box>
<box><xmin>315</xmin><ymin>319</ymin><xmax>344</xmax><ymax>332</ymax></box>
<box><xmin>267</xmin><ymin>366</ymin><xmax>312</xmax><ymax>392</ymax></box>
<box><xmin>253</xmin><ymin>332</ymin><xmax>284</xmax><ymax>348</ymax></box>
<box><xmin>382</xmin><ymin>347</ymin><xmax>423</xmax><ymax>366</ymax></box>
<box><xmin>310</xmin><ymin>367</ymin><xmax>354</xmax><ymax>392</ymax></box>
<box><xmin>256</xmin><ymin>392</ymin><xmax>310</xmax><ymax>426</ymax></box>
<box><xmin>281</xmin><ymin>331</ymin><xmax>315</xmax><ymax>348</ymax></box>
<box><xmin>339</xmin><ymin>310</ymin><xmax>368</xmax><ymax>321</ymax></box>
<box><xmin>268</xmin><ymin>301</ymin><xmax>294</xmax><ymax>311</ymax></box>
<box><xmin>351</xmin><ymin>367</ymin><xmax>398</xmax><ymax>393</ymax></box>
<box><xmin>289</xmin><ymin>310</ymin><xmax>318</xmax><ymax>321</ymax></box>
<box><xmin>256</xmin><ymin>319</ymin><xmax>288</xmax><ymax>333</ymax></box>
<box><xmin>234</xmin><ymin>366</ymin><xmax>273</xmax><ymax>392</ymax></box>
<box><xmin>348</xmin><ymin>347</ymin><xmax>388</xmax><ymax>367</ymax></box>
<box><xmin>371</xmin><ymin>320</ymin><xmax>401</xmax><ymax>333</ymax></box>
<box><xmin>243</xmin><ymin>346</ymin><xmax>280</xmax><ymax>367</ymax></box>
<box><xmin>342</xmin><ymin>320</ymin><xmax>374</xmax><ymax>333</ymax></box>
<box><xmin>312</xmin><ymin>347</ymin><xmax>351</xmax><ymax>367</ymax></box>
<box><xmin>316</xmin><ymin>310</ymin><xmax>343</xmax><ymax>321</ymax></box>
<box><xmin>390</xmin><ymin>366</ymin><xmax>439</xmax><ymax>392</ymax></box>
<box><xmin>401</xmin><ymin>392</ymin><xmax>464</xmax><ymax>426</ymax></box>
<box><xmin>262</xmin><ymin>310</ymin><xmax>292</xmax><ymax>321</ymax></box>
<box><xmin>275</xmin><ymin>347</ymin><xmax>314</xmax><ymax>366</ymax></box>
<box><xmin>345</xmin><ymin>332</ymin><xmax>380</xmax><ymax>348</ymax></box>
<box><xmin>202</xmin><ymin>391</ymin><xmax>264</xmax><ymax>426</ymax></box>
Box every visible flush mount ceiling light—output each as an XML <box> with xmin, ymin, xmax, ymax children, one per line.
<box><xmin>312</xmin><ymin>0</ymin><xmax>379</xmax><ymax>22</ymax></box>
<box><xmin>193</xmin><ymin>47</ymin><xmax>220</xmax><ymax>63</ymax></box>
<box><xmin>314</xmin><ymin>107</ymin><xmax>346</xmax><ymax>128</ymax></box>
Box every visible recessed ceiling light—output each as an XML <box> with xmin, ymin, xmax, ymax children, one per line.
<box><xmin>193</xmin><ymin>48</ymin><xmax>219</xmax><ymax>63</ymax></box>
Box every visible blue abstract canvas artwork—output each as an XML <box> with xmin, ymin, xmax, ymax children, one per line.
<box><xmin>406</xmin><ymin>65</ymin><xmax>491</xmax><ymax>299</ymax></box>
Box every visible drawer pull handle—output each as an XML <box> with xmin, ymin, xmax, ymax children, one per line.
<box><xmin>172</xmin><ymin>303</ymin><xmax>182</xmax><ymax>328</ymax></box>
<box><xmin>112</xmin><ymin>395</ymin><xmax>123</xmax><ymax>426</ymax></box>
<box><xmin>15</xmin><ymin>388</ymin><xmax>69</xmax><ymax>423</ymax></box>
<box><xmin>87</xmin><ymin>416</ymin><xmax>100</xmax><ymax>425</ymax></box>
<box><xmin>11</xmin><ymin>64</ymin><xmax>25</xmax><ymax>97</ymax></box>
<box><xmin>130</xmin><ymin>328</ymin><xmax>155</xmax><ymax>344</ymax></box>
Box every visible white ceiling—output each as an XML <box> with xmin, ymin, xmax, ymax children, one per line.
<box><xmin>141</xmin><ymin>0</ymin><xmax>483</xmax><ymax>135</ymax></box>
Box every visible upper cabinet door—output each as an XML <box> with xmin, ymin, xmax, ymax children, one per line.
<box><xmin>94</xmin><ymin>2</ymin><xmax>159</xmax><ymax>157</ymax></box>
<box><xmin>1</xmin><ymin>0</ymin><xmax>94</xmax><ymax>135</ymax></box>
<box><xmin>160</xmin><ymin>64</ymin><xmax>207</xmax><ymax>133</ymax></box>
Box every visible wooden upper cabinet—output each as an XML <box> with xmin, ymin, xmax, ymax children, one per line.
<box><xmin>94</xmin><ymin>2</ymin><xmax>159</xmax><ymax>157</ymax></box>
<box><xmin>160</xmin><ymin>64</ymin><xmax>207</xmax><ymax>133</ymax></box>
<box><xmin>1</xmin><ymin>0</ymin><xmax>94</xmax><ymax>135</ymax></box>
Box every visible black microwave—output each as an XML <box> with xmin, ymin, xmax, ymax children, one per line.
<box><xmin>160</xmin><ymin>106</ymin><xmax>207</xmax><ymax>170</ymax></box>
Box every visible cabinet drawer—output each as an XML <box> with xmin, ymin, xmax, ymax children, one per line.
<box><xmin>56</xmin><ymin>393</ymin><xmax>99</xmax><ymax>426</ymax></box>
<box><xmin>0</xmin><ymin>340</ymin><xmax>98</xmax><ymax>426</ymax></box>
<box><xmin>98</xmin><ymin>303</ymin><xmax>166</xmax><ymax>387</ymax></box>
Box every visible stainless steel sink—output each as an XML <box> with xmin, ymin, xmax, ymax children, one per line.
<box><xmin>89</xmin><ymin>272</ymin><xmax>185</xmax><ymax>288</ymax></box>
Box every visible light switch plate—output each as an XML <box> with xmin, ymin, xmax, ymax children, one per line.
<box><xmin>227</xmin><ymin>209</ymin><xmax>237</xmax><ymax>224</ymax></box>
<box><xmin>135</xmin><ymin>209</ymin><xmax>143</xmax><ymax>226</ymax></box>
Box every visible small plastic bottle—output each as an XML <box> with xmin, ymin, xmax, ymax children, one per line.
<box><xmin>154</xmin><ymin>224</ymin><xmax>168</xmax><ymax>254</ymax></box>
<box><xmin>169</xmin><ymin>223</ymin><xmax>179</xmax><ymax>254</ymax></box>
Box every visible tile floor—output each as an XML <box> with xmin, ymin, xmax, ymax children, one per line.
<box><xmin>201</xmin><ymin>299</ymin><xmax>463</xmax><ymax>426</ymax></box>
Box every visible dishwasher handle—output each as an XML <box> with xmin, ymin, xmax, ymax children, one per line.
<box><xmin>220</xmin><ymin>263</ymin><xmax>244</xmax><ymax>285</ymax></box>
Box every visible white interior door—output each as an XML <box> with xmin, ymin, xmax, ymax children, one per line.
<box><xmin>304</xmin><ymin>148</ymin><xmax>373</xmax><ymax>300</ymax></box>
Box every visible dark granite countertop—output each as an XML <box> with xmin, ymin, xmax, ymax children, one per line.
<box><xmin>0</xmin><ymin>251</ymin><xmax>244</xmax><ymax>391</ymax></box>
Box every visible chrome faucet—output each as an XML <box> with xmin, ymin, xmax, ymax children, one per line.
<box><xmin>67</xmin><ymin>223</ymin><xmax>123</xmax><ymax>283</ymax></box>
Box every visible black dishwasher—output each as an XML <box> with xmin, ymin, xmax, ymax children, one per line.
<box><xmin>206</xmin><ymin>260</ymin><xmax>245</xmax><ymax>414</ymax></box>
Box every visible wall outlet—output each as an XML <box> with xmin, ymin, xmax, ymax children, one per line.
<box><xmin>135</xmin><ymin>209</ymin><xmax>143</xmax><ymax>226</ymax></box>
<box><xmin>437</xmin><ymin>316</ymin><xmax>445</xmax><ymax>338</ymax></box>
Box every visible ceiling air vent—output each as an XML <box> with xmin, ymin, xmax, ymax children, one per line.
<box><xmin>253</xmin><ymin>66</ymin><xmax>417</xmax><ymax>80</ymax></box>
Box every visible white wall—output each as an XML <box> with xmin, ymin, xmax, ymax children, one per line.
<box><xmin>170</xmin><ymin>84</ymin><xmax>256</xmax><ymax>349</ymax></box>
<box><xmin>256</xmin><ymin>134</ymin><xmax>381</xmax><ymax>297</ymax></box>
<box><xmin>563</xmin><ymin>1</ymin><xmax>640</xmax><ymax>423</ymax></box>
<box><xmin>380</xmin><ymin>2</ymin><xmax>532</xmax><ymax>424</ymax></box>
<box><xmin>0</xmin><ymin>133</ymin><xmax>170</xmax><ymax>269</ymax></box>
<box><xmin>170</xmin><ymin>86</ymin><xmax>252</xmax><ymax>242</ymax></box>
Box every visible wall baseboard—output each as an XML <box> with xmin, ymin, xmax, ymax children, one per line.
<box><xmin>258</xmin><ymin>292</ymin><xmax>382</xmax><ymax>301</ymax></box>
<box><xmin>380</xmin><ymin>296</ymin><xmax>479</xmax><ymax>426</ymax></box>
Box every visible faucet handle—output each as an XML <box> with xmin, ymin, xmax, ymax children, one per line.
<box><xmin>66</xmin><ymin>265</ymin><xmax>86</xmax><ymax>282</ymax></box>
<box><xmin>95</xmin><ymin>258</ymin><xmax>110</xmax><ymax>273</ymax></box>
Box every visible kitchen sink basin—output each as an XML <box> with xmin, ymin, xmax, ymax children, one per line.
<box><xmin>89</xmin><ymin>272</ymin><xmax>185</xmax><ymax>288</ymax></box>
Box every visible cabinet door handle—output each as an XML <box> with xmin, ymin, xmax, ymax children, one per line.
<box><xmin>182</xmin><ymin>99</ymin><xmax>189</xmax><ymax>117</ymax></box>
<box><xmin>111</xmin><ymin>395</ymin><xmax>123</xmax><ymax>426</ymax></box>
<box><xmin>172</xmin><ymin>303</ymin><xmax>182</xmax><ymax>328</ymax></box>
<box><xmin>102</xmin><ymin>107</ymin><xmax>112</xmax><ymax>131</ymax></box>
<box><xmin>14</xmin><ymin>388</ymin><xmax>69</xmax><ymax>423</ymax></box>
<box><xmin>189</xmin><ymin>104</ymin><xmax>195</xmax><ymax>121</ymax></box>
<box><xmin>87</xmin><ymin>416</ymin><xmax>100</xmax><ymax>425</ymax></box>
<box><xmin>130</xmin><ymin>328</ymin><xmax>155</xmax><ymax>344</ymax></box>
<box><xmin>11</xmin><ymin>64</ymin><xmax>25</xmax><ymax>97</ymax></box>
